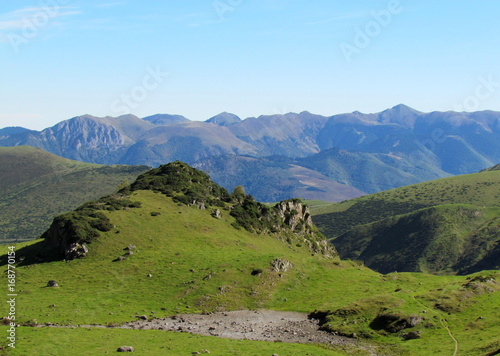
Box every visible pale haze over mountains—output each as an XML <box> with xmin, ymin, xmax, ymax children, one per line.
<box><xmin>1</xmin><ymin>104</ymin><xmax>499</xmax><ymax>202</ymax></box>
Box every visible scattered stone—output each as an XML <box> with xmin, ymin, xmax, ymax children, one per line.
<box><xmin>117</xmin><ymin>346</ymin><xmax>134</xmax><ymax>352</ymax></box>
<box><xmin>402</xmin><ymin>331</ymin><xmax>421</xmax><ymax>340</ymax></box>
<box><xmin>147</xmin><ymin>274</ymin><xmax>152</xmax><ymax>278</ymax></box>
<box><xmin>202</xmin><ymin>274</ymin><xmax>212</xmax><ymax>280</ymax></box>
<box><xmin>211</xmin><ymin>209</ymin><xmax>222</xmax><ymax>219</ymax></box>
<box><xmin>47</xmin><ymin>280</ymin><xmax>59</xmax><ymax>287</ymax></box>
<box><xmin>125</xmin><ymin>251</ymin><xmax>133</xmax><ymax>256</ymax></box>
<box><xmin>137</xmin><ymin>315</ymin><xmax>148</xmax><ymax>320</ymax></box>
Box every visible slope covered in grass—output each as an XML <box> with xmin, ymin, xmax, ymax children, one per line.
<box><xmin>0</xmin><ymin>146</ymin><xmax>149</xmax><ymax>243</ymax></box>
<box><xmin>310</xmin><ymin>170</ymin><xmax>500</xmax><ymax>275</ymax></box>
<box><xmin>335</xmin><ymin>205</ymin><xmax>500</xmax><ymax>275</ymax></box>
<box><xmin>1</xmin><ymin>163</ymin><xmax>499</xmax><ymax>355</ymax></box>
<box><xmin>312</xmin><ymin>170</ymin><xmax>500</xmax><ymax>237</ymax></box>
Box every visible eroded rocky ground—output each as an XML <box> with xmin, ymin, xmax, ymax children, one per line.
<box><xmin>122</xmin><ymin>310</ymin><xmax>356</xmax><ymax>346</ymax></box>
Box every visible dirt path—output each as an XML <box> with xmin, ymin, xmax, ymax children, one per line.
<box><xmin>412</xmin><ymin>296</ymin><xmax>459</xmax><ymax>355</ymax></box>
<box><xmin>439</xmin><ymin>318</ymin><xmax>459</xmax><ymax>356</ymax></box>
<box><xmin>122</xmin><ymin>310</ymin><xmax>357</xmax><ymax>346</ymax></box>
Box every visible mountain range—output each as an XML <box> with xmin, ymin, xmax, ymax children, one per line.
<box><xmin>1</xmin><ymin>104</ymin><xmax>499</xmax><ymax>202</ymax></box>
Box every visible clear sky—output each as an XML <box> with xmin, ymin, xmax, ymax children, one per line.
<box><xmin>1</xmin><ymin>0</ymin><xmax>500</xmax><ymax>130</ymax></box>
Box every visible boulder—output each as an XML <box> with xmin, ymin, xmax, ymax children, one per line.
<box><xmin>402</xmin><ymin>331</ymin><xmax>421</xmax><ymax>340</ymax></box>
<box><xmin>211</xmin><ymin>209</ymin><xmax>222</xmax><ymax>219</ymax></box>
<box><xmin>47</xmin><ymin>280</ymin><xmax>59</xmax><ymax>287</ymax></box>
<box><xmin>271</xmin><ymin>259</ymin><xmax>292</xmax><ymax>272</ymax></box>
<box><xmin>117</xmin><ymin>346</ymin><xmax>134</xmax><ymax>352</ymax></box>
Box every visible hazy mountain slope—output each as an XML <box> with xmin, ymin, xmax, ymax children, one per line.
<box><xmin>206</xmin><ymin>112</ymin><xmax>242</xmax><ymax>126</ymax></box>
<box><xmin>227</xmin><ymin>111</ymin><xmax>329</xmax><ymax>157</ymax></box>
<box><xmin>142</xmin><ymin>113</ymin><xmax>190</xmax><ymax>125</ymax></box>
<box><xmin>194</xmin><ymin>155</ymin><xmax>365</xmax><ymax>202</ymax></box>
<box><xmin>119</xmin><ymin>122</ymin><xmax>259</xmax><ymax>166</ymax></box>
<box><xmin>312</xmin><ymin>170</ymin><xmax>500</xmax><ymax>275</ymax></box>
<box><xmin>0</xmin><ymin>146</ymin><xmax>148</xmax><ymax>243</ymax></box>
<box><xmin>296</xmin><ymin>147</ymin><xmax>449</xmax><ymax>193</ymax></box>
<box><xmin>0</xmin><ymin>116</ymin><xmax>129</xmax><ymax>164</ymax></box>
<box><xmin>2</xmin><ymin>162</ymin><xmax>499</xmax><ymax>355</ymax></box>
<box><xmin>0</xmin><ymin>126</ymin><xmax>34</xmax><ymax>136</ymax></box>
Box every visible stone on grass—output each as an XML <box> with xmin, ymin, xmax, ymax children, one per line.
<box><xmin>117</xmin><ymin>345</ymin><xmax>134</xmax><ymax>352</ymax></box>
<box><xmin>47</xmin><ymin>280</ymin><xmax>59</xmax><ymax>287</ymax></box>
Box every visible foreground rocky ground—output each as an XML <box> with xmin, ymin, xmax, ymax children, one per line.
<box><xmin>123</xmin><ymin>310</ymin><xmax>356</xmax><ymax>346</ymax></box>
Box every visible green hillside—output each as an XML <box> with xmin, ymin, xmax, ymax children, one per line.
<box><xmin>482</xmin><ymin>164</ymin><xmax>500</xmax><ymax>172</ymax></box>
<box><xmin>335</xmin><ymin>205</ymin><xmax>500</xmax><ymax>275</ymax></box>
<box><xmin>0</xmin><ymin>146</ymin><xmax>149</xmax><ymax>243</ymax></box>
<box><xmin>1</xmin><ymin>162</ymin><xmax>499</xmax><ymax>355</ymax></box>
<box><xmin>311</xmin><ymin>170</ymin><xmax>500</xmax><ymax>275</ymax></box>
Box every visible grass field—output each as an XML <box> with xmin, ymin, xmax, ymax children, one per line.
<box><xmin>0</xmin><ymin>188</ymin><xmax>498</xmax><ymax>355</ymax></box>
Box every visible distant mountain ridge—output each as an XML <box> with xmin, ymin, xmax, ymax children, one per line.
<box><xmin>1</xmin><ymin>105</ymin><xmax>499</xmax><ymax>201</ymax></box>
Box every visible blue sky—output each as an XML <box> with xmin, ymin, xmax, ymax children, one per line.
<box><xmin>1</xmin><ymin>0</ymin><xmax>500</xmax><ymax>130</ymax></box>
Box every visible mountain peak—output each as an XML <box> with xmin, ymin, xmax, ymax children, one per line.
<box><xmin>378</xmin><ymin>104</ymin><xmax>422</xmax><ymax>127</ymax></box>
<box><xmin>142</xmin><ymin>114</ymin><xmax>190</xmax><ymax>125</ymax></box>
<box><xmin>206</xmin><ymin>112</ymin><xmax>242</xmax><ymax>126</ymax></box>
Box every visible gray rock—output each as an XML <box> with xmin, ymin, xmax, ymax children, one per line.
<box><xmin>211</xmin><ymin>209</ymin><xmax>222</xmax><ymax>219</ymax></box>
<box><xmin>117</xmin><ymin>345</ymin><xmax>134</xmax><ymax>352</ymax></box>
<box><xmin>402</xmin><ymin>331</ymin><xmax>421</xmax><ymax>340</ymax></box>
<box><xmin>47</xmin><ymin>280</ymin><xmax>59</xmax><ymax>287</ymax></box>
<box><xmin>271</xmin><ymin>258</ymin><xmax>292</xmax><ymax>272</ymax></box>
<box><xmin>64</xmin><ymin>243</ymin><xmax>88</xmax><ymax>260</ymax></box>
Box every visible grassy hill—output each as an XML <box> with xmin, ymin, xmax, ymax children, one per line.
<box><xmin>0</xmin><ymin>162</ymin><xmax>499</xmax><ymax>355</ymax></box>
<box><xmin>311</xmin><ymin>170</ymin><xmax>500</xmax><ymax>275</ymax></box>
<box><xmin>483</xmin><ymin>164</ymin><xmax>500</xmax><ymax>171</ymax></box>
<box><xmin>0</xmin><ymin>146</ymin><xmax>148</xmax><ymax>243</ymax></box>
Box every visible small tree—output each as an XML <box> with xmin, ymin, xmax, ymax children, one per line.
<box><xmin>232</xmin><ymin>185</ymin><xmax>246</xmax><ymax>203</ymax></box>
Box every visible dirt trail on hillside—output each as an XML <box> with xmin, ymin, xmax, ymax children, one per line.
<box><xmin>122</xmin><ymin>310</ymin><xmax>357</xmax><ymax>347</ymax></box>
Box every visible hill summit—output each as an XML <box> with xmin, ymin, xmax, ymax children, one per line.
<box><xmin>40</xmin><ymin>161</ymin><xmax>335</xmax><ymax>261</ymax></box>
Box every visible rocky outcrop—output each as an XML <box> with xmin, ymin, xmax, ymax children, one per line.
<box><xmin>273</xmin><ymin>199</ymin><xmax>314</xmax><ymax>233</ymax></box>
<box><xmin>272</xmin><ymin>199</ymin><xmax>338</xmax><ymax>258</ymax></box>
<box><xmin>271</xmin><ymin>258</ymin><xmax>292</xmax><ymax>272</ymax></box>
<box><xmin>370</xmin><ymin>313</ymin><xmax>422</xmax><ymax>333</ymax></box>
<box><xmin>64</xmin><ymin>243</ymin><xmax>88</xmax><ymax>260</ymax></box>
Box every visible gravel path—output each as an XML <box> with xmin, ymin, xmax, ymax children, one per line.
<box><xmin>122</xmin><ymin>310</ymin><xmax>357</xmax><ymax>347</ymax></box>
